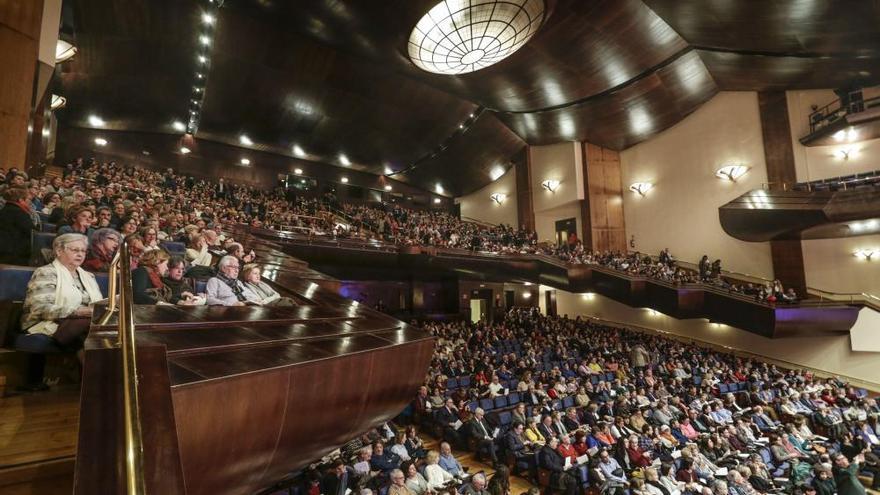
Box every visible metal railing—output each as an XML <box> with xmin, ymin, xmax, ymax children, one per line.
<box><xmin>807</xmin><ymin>93</ymin><xmax>880</xmax><ymax>133</ymax></box>
<box><xmin>97</xmin><ymin>241</ymin><xmax>147</xmax><ymax>494</ymax></box>
<box><xmin>807</xmin><ymin>287</ymin><xmax>880</xmax><ymax>312</ymax></box>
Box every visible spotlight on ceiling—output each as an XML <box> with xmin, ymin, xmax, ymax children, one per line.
<box><xmin>240</xmin><ymin>158</ymin><xmax>251</xmax><ymax>165</ymax></box>
<box><xmin>490</xmin><ymin>166</ymin><xmax>505</xmax><ymax>181</ymax></box>
<box><xmin>88</xmin><ymin>115</ymin><xmax>105</xmax><ymax>127</ymax></box>
<box><xmin>384</xmin><ymin>165</ymin><xmax>394</xmax><ymax>175</ymax></box>
<box><xmin>407</xmin><ymin>0</ymin><xmax>545</xmax><ymax>75</ymax></box>
<box><xmin>435</xmin><ymin>183</ymin><xmax>444</xmax><ymax>194</ymax></box>
<box><xmin>339</xmin><ymin>154</ymin><xmax>351</xmax><ymax>166</ymax></box>
<box><xmin>50</xmin><ymin>94</ymin><xmax>67</xmax><ymax>110</ymax></box>
<box><xmin>180</xmin><ymin>147</ymin><xmax>191</xmax><ymax>154</ymax></box>
<box><xmin>341</xmin><ymin>177</ymin><xmax>349</xmax><ymax>183</ymax></box>
<box><xmin>94</xmin><ymin>138</ymin><xmax>108</xmax><ymax>146</ymax></box>
<box><xmin>239</xmin><ymin>134</ymin><xmax>253</xmax><ymax>146</ymax></box>
<box><xmin>434</xmin><ymin>197</ymin><xmax>442</xmax><ymax>204</ymax></box>
<box><xmin>715</xmin><ymin>164</ymin><xmax>750</xmax><ymax>182</ymax></box>
<box><xmin>384</xmin><ymin>185</ymin><xmax>393</xmax><ymax>191</ymax></box>
<box><xmin>294</xmin><ymin>168</ymin><xmax>303</xmax><ymax>175</ymax></box>
<box><xmin>198</xmin><ymin>55</ymin><xmax>208</xmax><ymax>64</ymax></box>
<box><xmin>541</xmin><ymin>179</ymin><xmax>559</xmax><ymax>192</ymax></box>
<box><xmin>202</xmin><ymin>13</ymin><xmax>215</xmax><ymax>25</ymax></box>
<box><xmin>172</xmin><ymin>120</ymin><xmax>186</xmax><ymax>132</ymax></box>
<box><xmin>629</xmin><ymin>182</ymin><xmax>653</xmax><ymax>196</ymax></box>
<box><xmin>292</xmin><ymin>145</ymin><xmax>306</xmax><ymax>157</ymax></box>
<box><xmin>490</xmin><ymin>193</ymin><xmax>507</xmax><ymax>204</ymax></box>
<box><xmin>55</xmin><ymin>40</ymin><xmax>77</xmax><ymax>63</ymax></box>
<box><xmin>199</xmin><ymin>35</ymin><xmax>211</xmax><ymax>46</ymax></box>
<box><xmin>834</xmin><ymin>127</ymin><xmax>859</xmax><ymax>142</ymax></box>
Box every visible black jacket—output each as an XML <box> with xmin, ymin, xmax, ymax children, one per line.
<box><xmin>0</xmin><ymin>203</ymin><xmax>34</xmax><ymax>265</ymax></box>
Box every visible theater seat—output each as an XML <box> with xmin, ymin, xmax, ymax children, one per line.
<box><xmin>195</xmin><ymin>280</ymin><xmax>207</xmax><ymax>294</ymax></box>
<box><xmin>41</xmin><ymin>222</ymin><xmax>57</xmax><ymax>233</ymax></box>
<box><xmin>161</xmin><ymin>241</ymin><xmax>186</xmax><ymax>255</ymax></box>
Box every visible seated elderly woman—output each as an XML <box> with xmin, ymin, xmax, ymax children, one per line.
<box><xmin>131</xmin><ymin>249</ymin><xmax>171</xmax><ymax>304</ymax></box>
<box><xmin>186</xmin><ymin>233</ymin><xmax>213</xmax><ymax>267</ymax></box>
<box><xmin>20</xmin><ymin>233</ymin><xmax>104</xmax><ymax>348</ymax></box>
<box><xmin>206</xmin><ymin>255</ymin><xmax>254</xmax><ymax>306</ymax></box>
<box><xmin>82</xmin><ymin>228</ymin><xmax>121</xmax><ymax>272</ymax></box>
<box><xmin>240</xmin><ymin>263</ymin><xmax>297</xmax><ymax>306</ymax></box>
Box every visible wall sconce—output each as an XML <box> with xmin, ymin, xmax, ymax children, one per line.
<box><xmin>55</xmin><ymin>40</ymin><xmax>77</xmax><ymax>63</ymax></box>
<box><xmin>715</xmin><ymin>164</ymin><xmax>750</xmax><ymax>182</ymax></box>
<box><xmin>522</xmin><ymin>291</ymin><xmax>532</xmax><ymax>299</ymax></box>
<box><xmin>541</xmin><ymin>179</ymin><xmax>560</xmax><ymax>192</ymax></box>
<box><xmin>834</xmin><ymin>147</ymin><xmax>859</xmax><ymax>160</ymax></box>
<box><xmin>853</xmin><ymin>249</ymin><xmax>877</xmax><ymax>261</ymax></box>
<box><xmin>50</xmin><ymin>94</ymin><xmax>67</xmax><ymax>110</ymax></box>
<box><xmin>833</xmin><ymin>128</ymin><xmax>858</xmax><ymax>142</ymax></box>
<box><xmin>490</xmin><ymin>193</ymin><xmax>507</xmax><ymax>204</ymax></box>
<box><xmin>629</xmin><ymin>182</ymin><xmax>653</xmax><ymax>196</ymax></box>
<box><xmin>850</xmin><ymin>219</ymin><xmax>879</xmax><ymax>233</ymax></box>
<box><xmin>581</xmin><ymin>293</ymin><xmax>595</xmax><ymax>300</ymax></box>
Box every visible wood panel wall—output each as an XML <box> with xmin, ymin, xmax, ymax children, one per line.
<box><xmin>581</xmin><ymin>142</ymin><xmax>626</xmax><ymax>252</ymax></box>
<box><xmin>758</xmin><ymin>91</ymin><xmax>807</xmax><ymax>295</ymax></box>
<box><xmin>514</xmin><ymin>146</ymin><xmax>535</xmax><ymax>231</ymax></box>
<box><xmin>0</xmin><ymin>0</ymin><xmax>43</xmax><ymax>167</ymax></box>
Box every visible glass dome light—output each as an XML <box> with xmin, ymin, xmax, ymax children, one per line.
<box><xmin>408</xmin><ymin>0</ymin><xmax>545</xmax><ymax>75</ymax></box>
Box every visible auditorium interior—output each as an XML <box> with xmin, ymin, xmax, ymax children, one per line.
<box><xmin>2</xmin><ymin>0</ymin><xmax>880</xmax><ymax>494</ymax></box>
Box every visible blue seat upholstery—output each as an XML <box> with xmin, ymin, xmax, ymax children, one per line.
<box><xmin>0</xmin><ymin>265</ymin><xmax>109</xmax><ymax>302</ymax></box>
<box><xmin>195</xmin><ymin>280</ymin><xmax>207</xmax><ymax>294</ymax></box>
<box><xmin>32</xmin><ymin>232</ymin><xmax>56</xmax><ymax>254</ymax></box>
<box><xmin>41</xmin><ymin>223</ymin><xmax>57</xmax><ymax>233</ymax></box>
<box><xmin>13</xmin><ymin>333</ymin><xmax>64</xmax><ymax>353</ymax></box>
<box><xmin>161</xmin><ymin>241</ymin><xmax>186</xmax><ymax>255</ymax></box>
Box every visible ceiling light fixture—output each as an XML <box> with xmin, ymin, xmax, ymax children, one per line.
<box><xmin>88</xmin><ymin>115</ymin><xmax>105</xmax><ymax>127</ymax></box>
<box><xmin>180</xmin><ymin>147</ymin><xmax>191</xmax><ymax>154</ymax></box>
<box><xmin>629</xmin><ymin>182</ymin><xmax>653</xmax><ymax>196</ymax></box>
<box><xmin>294</xmin><ymin>168</ymin><xmax>303</xmax><ymax>175</ymax></box>
<box><xmin>55</xmin><ymin>40</ymin><xmax>77</xmax><ymax>63</ymax></box>
<box><xmin>435</xmin><ymin>183</ymin><xmax>444</xmax><ymax>194</ymax></box>
<box><xmin>199</xmin><ymin>35</ymin><xmax>211</xmax><ymax>46</ymax></box>
<box><xmin>490</xmin><ymin>193</ymin><xmax>507</xmax><ymax>204</ymax></box>
<box><xmin>172</xmin><ymin>121</ymin><xmax>186</xmax><ymax>132</ymax></box>
<box><xmin>384</xmin><ymin>166</ymin><xmax>394</xmax><ymax>175</ymax></box>
<box><xmin>240</xmin><ymin>158</ymin><xmax>251</xmax><ymax>165</ymax></box>
<box><xmin>490</xmin><ymin>166</ymin><xmax>505</xmax><ymax>181</ymax></box>
<box><xmin>50</xmin><ymin>94</ymin><xmax>67</xmax><ymax>110</ymax></box>
<box><xmin>94</xmin><ymin>138</ymin><xmax>107</xmax><ymax>146</ymax></box>
<box><xmin>384</xmin><ymin>185</ymin><xmax>393</xmax><ymax>191</ymax></box>
<box><xmin>292</xmin><ymin>145</ymin><xmax>305</xmax><ymax>157</ymax></box>
<box><xmin>541</xmin><ymin>179</ymin><xmax>559</xmax><ymax>192</ymax></box>
<box><xmin>339</xmin><ymin>154</ymin><xmax>351</xmax><ymax>166</ymax></box>
<box><xmin>715</xmin><ymin>164</ymin><xmax>750</xmax><ymax>182</ymax></box>
<box><xmin>341</xmin><ymin>177</ymin><xmax>349</xmax><ymax>183</ymax></box>
<box><xmin>239</xmin><ymin>134</ymin><xmax>253</xmax><ymax>146</ymax></box>
<box><xmin>407</xmin><ymin>0</ymin><xmax>545</xmax><ymax>75</ymax></box>
<box><xmin>434</xmin><ymin>197</ymin><xmax>442</xmax><ymax>204</ymax></box>
<box><xmin>202</xmin><ymin>13</ymin><xmax>215</xmax><ymax>25</ymax></box>
<box><xmin>198</xmin><ymin>55</ymin><xmax>207</xmax><ymax>64</ymax></box>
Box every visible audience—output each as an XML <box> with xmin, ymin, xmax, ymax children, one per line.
<box><xmin>206</xmin><ymin>255</ymin><xmax>250</xmax><ymax>306</ymax></box>
<box><xmin>0</xmin><ymin>187</ymin><xmax>35</xmax><ymax>264</ymax></box>
<box><xmin>131</xmin><ymin>249</ymin><xmax>171</xmax><ymax>304</ymax></box>
<box><xmin>240</xmin><ymin>263</ymin><xmax>296</xmax><ymax>306</ymax></box>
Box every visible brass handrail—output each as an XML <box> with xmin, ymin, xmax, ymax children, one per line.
<box><xmin>807</xmin><ymin>287</ymin><xmax>880</xmax><ymax>311</ymax></box>
<box><xmin>97</xmin><ymin>241</ymin><xmax>147</xmax><ymax>493</ymax></box>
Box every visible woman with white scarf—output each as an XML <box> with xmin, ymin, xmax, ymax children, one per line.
<box><xmin>21</xmin><ymin>233</ymin><xmax>104</xmax><ymax>348</ymax></box>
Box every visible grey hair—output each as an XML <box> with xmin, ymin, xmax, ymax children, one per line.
<box><xmin>360</xmin><ymin>489</ymin><xmax>372</xmax><ymax>495</ymax></box>
<box><xmin>475</xmin><ymin>407</ymin><xmax>485</xmax><ymax>415</ymax></box>
<box><xmin>218</xmin><ymin>255</ymin><xmax>239</xmax><ymax>268</ymax></box>
<box><xmin>389</xmin><ymin>469</ymin><xmax>404</xmax><ymax>479</ymax></box>
<box><xmin>53</xmin><ymin>233</ymin><xmax>88</xmax><ymax>252</ymax></box>
<box><xmin>89</xmin><ymin>228</ymin><xmax>121</xmax><ymax>248</ymax></box>
<box><xmin>472</xmin><ymin>473</ymin><xmax>486</xmax><ymax>484</ymax></box>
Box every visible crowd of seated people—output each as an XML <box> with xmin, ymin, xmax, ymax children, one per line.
<box><xmin>0</xmin><ymin>160</ymin><xmax>306</xmax><ymax>356</ymax></box>
<box><xmin>411</xmin><ymin>308</ymin><xmax>878</xmax><ymax>495</ymax></box>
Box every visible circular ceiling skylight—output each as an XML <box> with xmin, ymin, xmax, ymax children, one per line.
<box><xmin>408</xmin><ymin>0</ymin><xmax>545</xmax><ymax>75</ymax></box>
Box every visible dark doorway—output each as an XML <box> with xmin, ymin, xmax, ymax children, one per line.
<box><xmin>504</xmin><ymin>290</ymin><xmax>515</xmax><ymax>309</ymax></box>
<box><xmin>555</xmin><ymin>217</ymin><xmax>577</xmax><ymax>247</ymax></box>
<box><xmin>545</xmin><ymin>289</ymin><xmax>557</xmax><ymax>316</ymax></box>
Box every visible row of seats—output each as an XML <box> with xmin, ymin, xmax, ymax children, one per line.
<box><xmin>29</xmin><ymin>231</ymin><xmax>186</xmax><ymax>261</ymax></box>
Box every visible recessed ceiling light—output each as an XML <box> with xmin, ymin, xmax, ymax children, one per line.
<box><xmin>294</xmin><ymin>168</ymin><xmax>303</xmax><ymax>175</ymax></box>
<box><xmin>384</xmin><ymin>166</ymin><xmax>394</xmax><ymax>175</ymax></box>
<box><xmin>240</xmin><ymin>158</ymin><xmax>251</xmax><ymax>165</ymax></box>
<box><xmin>339</xmin><ymin>154</ymin><xmax>351</xmax><ymax>166</ymax></box>
<box><xmin>435</xmin><ymin>183</ymin><xmax>444</xmax><ymax>194</ymax></box>
<box><xmin>292</xmin><ymin>145</ymin><xmax>305</xmax><ymax>157</ymax></box>
<box><xmin>434</xmin><ymin>197</ymin><xmax>442</xmax><ymax>204</ymax></box>
<box><xmin>199</xmin><ymin>35</ymin><xmax>211</xmax><ymax>46</ymax></box>
<box><xmin>196</xmin><ymin>73</ymin><xmax>204</xmax><ymax>79</ymax></box>
<box><xmin>194</xmin><ymin>87</ymin><xmax>202</xmax><ymax>93</ymax></box>
<box><xmin>469</xmin><ymin>113</ymin><xmax>474</xmax><ymax>118</ymax></box>
<box><xmin>459</xmin><ymin>124</ymin><xmax>464</xmax><ymax>129</ymax></box>
<box><xmin>94</xmin><ymin>138</ymin><xmax>107</xmax><ymax>146</ymax></box>
<box><xmin>88</xmin><ymin>115</ymin><xmax>105</xmax><ymax>127</ymax></box>
<box><xmin>202</xmin><ymin>13</ymin><xmax>215</xmax><ymax>25</ymax></box>
<box><xmin>180</xmin><ymin>147</ymin><xmax>191</xmax><ymax>154</ymax></box>
<box><xmin>341</xmin><ymin>177</ymin><xmax>349</xmax><ymax>183</ymax></box>
<box><xmin>198</xmin><ymin>55</ymin><xmax>207</xmax><ymax>64</ymax></box>
<box><xmin>239</xmin><ymin>134</ymin><xmax>253</xmax><ymax>146</ymax></box>
<box><xmin>172</xmin><ymin>121</ymin><xmax>186</xmax><ymax>131</ymax></box>
<box><xmin>384</xmin><ymin>185</ymin><xmax>392</xmax><ymax>191</ymax></box>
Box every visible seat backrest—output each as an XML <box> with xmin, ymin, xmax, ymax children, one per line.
<box><xmin>459</xmin><ymin>375</ymin><xmax>471</xmax><ymax>388</ymax></box>
<box><xmin>498</xmin><ymin>411</ymin><xmax>512</xmax><ymax>425</ymax></box>
<box><xmin>508</xmin><ymin>392</ymin><xmax>520</xmax><ymax>405</ymax></box>
<box><xmin>494</xmin><ymin>396</ymin><xmax>508</xmax><ymax>409</ymax></box>
<box><xmin>479</xmin><ymin>398</ymin><xmax>494</xmax><ymax>411</ymax></box>
<box><xmin>0</xmin><ymin>265</ymin><xmax>108</xmax><ymax>302</ymax></box>
<box><xmin>195</xmin><ymin>280</ymin><xmax>207</xmax><ymax>294</ymax></box>
<box><xmin>41</xmin><ymin>222</ymin><xmax>57</xmax><ymax>233</ymax></box>
<box><xmin>0</xmin><ymin>300</ymin><xmax>24</xmax><ymax>347</ymax></box>
<box><xmin>160</xmin><ymin>241</ymin><xmax>187</xmax><ymax>254</ymax></box>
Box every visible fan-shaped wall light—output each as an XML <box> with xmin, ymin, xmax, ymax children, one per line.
<box><xmin>541</xmin><ymin>179</ymin><xmax>560</xmax><ymax>192</ymax></box>
<box><xmin>50</xmin><ymin>94</ymin><xmax>67</xmax><ymax>110</ymax></box>
<box><xmin>853</xmin><ymin>248</ymin><xmax>877</xmax><ymax>261</ymax></box>
<box><xmin>629</xmin><ymin>182</ymin><xmax>653</xmax><ymax>196</ymax></box>
<box><xmin>715</xmin><ymin>164</ymin><xmax>750</xmax><ymax>182</ymax></box>
<box><xmin>55</xmin><ymin>40</ymin><xmax>77</xmax><ymax>63</ymax></box>
<box><xmin>490</xmin><ymin>193</ymin><xmax>507</xmax><ymax>204</ymax></box>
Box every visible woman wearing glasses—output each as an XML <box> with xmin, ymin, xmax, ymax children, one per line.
<box><xmin>21</xmin><ymin>233</ymin><xmax>104</xmax><ymax>350</ymax></box>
